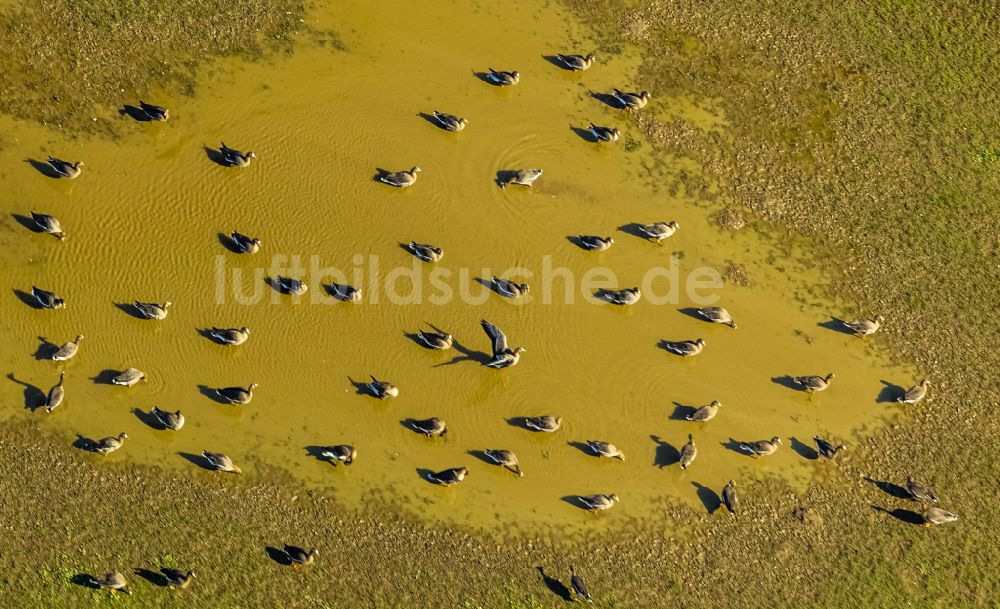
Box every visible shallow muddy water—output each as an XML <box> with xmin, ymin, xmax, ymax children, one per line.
<box><xmin>0</xmin><ymin>0</ymin><xmax>915</xmax><ymax>533</ymax></box>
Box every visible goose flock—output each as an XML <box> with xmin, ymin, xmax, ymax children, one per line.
<box><xmin>15</xmin><ymin>50</ymin><xmax>957</xmax><ymax>600</ymax></box>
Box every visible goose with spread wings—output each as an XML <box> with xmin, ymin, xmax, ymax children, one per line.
<box><xmin>480</xmin><ymin>319</ymin><xmax>525</xmax><ymax>369</ymax></box>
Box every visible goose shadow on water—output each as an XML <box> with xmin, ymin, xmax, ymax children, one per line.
<box><xmin>416</xmin><ymin>468</ymin><xmax>440</xmax><ymax>485</ymax></box>
<box><xmin>416</xmin><ymin>112</ymin><xmax>447</xmax><ymax>129</ymax></box>
<box><xmin>25</xmin><ymin>158</ymin><xmax>61</xmax><ymax>178</ymax></box>
<box><xmin>13</xmin><ymin>289</ymin><xmax>41</xmax><ymax>308</ymax></box>
<box><xmin>304</xmin><ymin>446</ymin><xmax>334</xmax><ymax>462</ymax></box>
<box><xmin>789</xmin><ymin>436</ymin><xmax>819</xmax><ymax>460</ymax></box>
<box><xmin>435</xmin><ymin>338</ymin><xmax>490</xmax><ymax>367</ymax></box>
<box><xmin>72</xmin><ymin>434</ymin><xmax>97</xmax><ymax>452</ymax></box>
<box><xmin>466</xmin><ymin>450</ymin><xmax>495</xmax><ymax>466</ymax></box>
<box><xmin>565</xmin><ymin>235</ymin><xmax>597</xmax><ymax>250</ymax></box>
<box><xmin>264</xmin><ymin>276</ymin><xmax>295</xmax><ymax>295</ymax></box>
<box><xmin>472</xmin><ymin>70</ymin><xmax>502</xmax><ymax>85</ymax></box>
<box><xmin>474</xmin><ymin>276</ymin><xmax>508</xmax><ymax>297</ymax></box>
<box><xmin>567</xmin><ymin>441</ymin><xmax>596</xmax><ymax>456</ymax></box>
<box><xmin>721</xmin><ymin>438</ymin><xmax>749</xmax><ymax>456</ymax></box>
<box><xmin>617</xmin><ymin>223</ymin><xmax>650</xmax><ymax>240</ymax></box>
<box><xmin>876</xmin><ymin>380</ymin><xmax>906</xmax><ymax>403</ymax></box>
<box><xmin>113</xmin><ymin>302</ymin><xmax>148</xmax><ymax>319</ymax></box>
<box><xmin>178</xmin><ymin>452</ymin><xmax>216</xmax><ymax>471</ymax></box>
<box><xmin>133</xmin><ymin>408</ymin><xmax>165</xmax><ymax>430</ymax></box>
<box><xmin>570</xmin><ymin>125</ymin><xmax>599</xmax><ymax>143</ymax></box>
<box><xmin>871</xmin><ymin>504</ymin><xmax>924</xmax><ymax>525</ymax></box>
<box><xmin>536</xmin><ymin>566</ymin><xmax>574</xmax><ymax>602</ymax></box>
<box><xmin>864</xmin><ymin>476</ymin><xmax>912</xmax><ymax>500</ymax></box>
<box><xmin>650</xmin><ymin>435</ymin><xmax>680</xmax><ymax>467</ymax></box>
<box><xmin>197</xmin><ymin>328</ymin><xmax>229</xmax><ymax>344</ymax></box>
<box><xmin>203</xmin><ymin>145</ymin><xmax>230</xmax><ymax>167</ymax></box>
<box><xmin>33</xmin><ymin>337</ymin><xmax>58</xmax><ymax>360</ymax></box>
<box><xmin>119</xmin><ymin>105</ymin><xmax>155</xmax><ymax>122</ymax></box>
<box><xmin>132</xmin><ymin>568</ymin><xmax>168</xmax><ymax>587</ymax></box>
<box><xmin>70</xmin><ymin>573</ymin><xmax>99</xmax><ymax>589</ymax></box>
<box><xmin>771</xmin><ymin>375</ymin><xmax>802</xmax><ymax>391</ymax></box>
<box><xmin>494</xmin><ymin>170</ymin><xmax>522</xmax><ymax>188</ymax></box>
<box><xmin>560</xmin><ymin>495</ymin><xmax>595</xmax><ymax>510</ymax></box>
<box><xmin>197</xmin><ymin>384</ymin><xmax>232</xmax><ymax>404</ymax></box>
<box><xmin>541</xmin><ymin>55</ymin><xmax>573</xmax><ymax>70</ymax></box>
<box><xmin>590</xmin><ymin>91</ymin><xmax>624</xmax><ymax>109</ymax></box>
<box><xmin>265</xmin><ymin>546</ymin><xmax>292</xmax><ymax>566</ymax></box>
<box><xmin>677</xmin><ymin>307</ymin><xmax>705</xmax><ymax>321</ymax></box>
<box><xmin>592</xmin><ymin>289</ymin><xmax>620</xmax><ymax>304</ymax></box>
<box><xmin>92</xmin><ymin>369</ymin><xmax>121</xmax><ymax>385</ymax></box>
<box><xmin>505</xmin><ymin>417</ymin><xmax>538</xmax><ymax>431</ymax></box>
<box><xmin>6</xmin><ymin>373</ymin><xmax>46</xmax><ymax>411</ymax></box>
<box><xmin>817</xmin><ymin>317</ymin><xmax>857</xmax><ymax>336</ymax></box>
<box><xmin>692</xmin><ymin>482</ymin><xmax>722</xmax><ymax>515</ymax></box>
<box><xmin>372</xmin><ymin>168</ymin><xmax>395</xmax><ymax>184</ymax></box>
<box><xmin>217</xmin><ymin>232</ymin><xmax>244</xmax><ymax>253</ymax></box>
<box><xmin>11</xmin><ymin>213</ymin><xmax>44</xmax><ymax>233</ymax></box>
<box><xmin>347</xmin><ymin>377</ymin><xmax>374</xmax><ymax>397</ymax></box>
<box><xmin>669</xmin><ymin>402</ymin><xmax>698</xmax><ymax>421</ymax></box>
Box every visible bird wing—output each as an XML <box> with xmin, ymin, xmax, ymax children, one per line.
<box><xmin>481</xmin><ymin>319</ymin><xmax>508</xmax><ymax>353</ymax></box>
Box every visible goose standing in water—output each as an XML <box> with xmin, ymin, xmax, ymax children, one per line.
<box><xmin>219</xmin><ymin>142</ymin><xmax>255</xmax><ymax>167</ymax></box>
<box><xmin>91</xmin><ymin>433</ymin><xmax>128</xmax><ymax>455</ymax></box>
<box><xmin>637</xmin><ymin>221</ymin><xmax>679</xmax><ymax>243</ymax></box>
<box><xmin>327</xmin><ymin>282</ymin><xmax>362</xmax><ymax>302</ymax></box>
<box><xmin>217</xmin><ymin>383</ymin><xmax>257</xmax><ymax>405</ymax></box>
<box><xmin>588</xmin><ymin>124</ymin><xmax>620</xmax><ymax>143</ymax></box>
<box><xmin>604</xmin><ymin>287</ymin><xmax>640</xmax><ymax>305</ymax></box>
<box><xmin>134</xmin><ymin>300</ymin><xmax>171</xmax><ymax>320</ymax></box>
<box><xmin>739</xmin><ymin>436</ymin><xmax>782</xmax><ymax>457</ymax></box>
<box><xmin>151</xmin><ymin>406</ymin><xmax>185</xmax><ymax>431</ymax></box>
<box><xmin>52</xmin><ymin>335</ymin><xmax>83</xmax><ymax>361</ymax></box>
<box><xmin>842</xmin><ymin>314</ymin><xmax>884</xmax><ymax>338</ymax></box>
<box><xmin>45</xmin><ymin>372</ymin><xmax>66</xmax><ymax>413</ymax></box>
<box><xmin>378</xmin><ymin>166</ymin><xmax>421</xmax><ymax>187</ymax></box>
<box><xmin>485</xmin><ymin>68</ymin><xmax>519</xmax><ymax>86</ymax></box>
<box><xmin>160</xmin><ymin>568</ymin><xmax>195</xmax><ymax>589</ymax></box>
<box><xmin>579</xmin><ymin>493</ymin><xmax>619</xmax><ymax>511</ymax></box>
<box><xmin>612</xmin><ymin>89</ymin><xmax>651</xmax><ymax>110</ymax></box>
<box><xmin>29</xmin><ymin>212</ymin><xmax>65</xmax><ymax>239</ymax></box>
<box><xmin>229</xmin><ymin>231</ymin><xmax>261</xmax><ymax>254</ymax></box>
<box><xmin>921</xmin><ymin>505</ymin><xmax>958</xmax><ymax>526</ymax></box>
<box><xmin>898</xmin><ymin>379</ymin><xmax>930</xmax><ymax>404</ymax></box>
<box><xmin>491</xmin><ymin>276</ymin><xmax>530</xmax><ymax>299</ymax></box>
<box><xmin>483</xmin><ymin>449</ymin><xmax>523</xmax><ymax>476</ymax></box>
<box><xmin>47</xmin><ymin>156</ymin><xmax>83</xmax><ymax>178</ymax></box>
<box><xmin>90</xmin><ymin>572</ymin><xmax>130</xmax><ymax>594</ymax></box>
<box><xmin>570</xmin><ymin>565</ymin><xmax>593</xmax><ymax>602</ymax></box>
<box><xmin>696</xmin><ymin>307</ymin><xmax>737</xmax><ymax>329</ymax></box>
<box><xmin>814</xmin><ymin>436</ymin><xmax>847</xmax><ymax>460</ymax></box>
<box><xmin>906</xmin><ymin>476</ymin><xmax>939</xmax><ymax>503</ymax></box>
<box><xmin>586</xmin><ymin>440</ymin><xmax>624</xmax><ymax>461</ymax></box>
<box><xmin>410</xmin><ymin>417</ymin><xmax>448</xmax><ymax>437</ymax></box>
<box><xmin>721</xmin><ymin>480</ymin><xmax>738</xmax><ymax>517</ymax></box>
<box><xmin>576</xmin><ymin>235</ymin><xmax>614</xmax><ymax>251</ymax></box>
<box><xmin>285</xmin><ymin>546</ymin><xmax>319</xmax><ymax>569</ymax></box>
<box><xmin>791</xmin><ymin>373</ymin><xmax>835</xmax><ymax>393</ymax></box>
<box><xmin>111</xmin><ymin>368</ymin><xmax>146</xmax><ymax>387</ymax></box>
<box><xmin>408</xmin><ymin>241</ymin><xmax>444</xmax><ymax>262</ymax></box>
<box><xmin>321</xmin><ymin>444</ymin><xmax>356</xmax><ymax>466</ymax></box>
<box><xmin>210</xmin><ymin>326</ymin><xmax>250</xmax><ymax>345</ymax></box>
<box><xmin>202</xmin><ymin>451</ymin><xmax>241</xmax><ymax>474</ymax></box>
<box><xmin>431</xmin><ymin>111</ymin><xmax>468</xmax><ymax>131</ymax></box>
<box><xmin>679</xmin><ymin>434</ymin><xmax>697</xmax><ymax>469</ymax></box>
<box><xmin>524</xmin><ymin>416</ymin><xmax>561</xmax><ymax>432</ymax></box>
<box><xmin>139</xmin><ymin>101</ymin><xmax>169</xmax><ymax>121</ymax></box>
<box><xmin>662</xmin><ymin>338</ymin><xmax>705</xmax><ymax>357</ymax></box>
<box><xmin>31</xmin><ymin>286</ymin><xmax>65</xmax><ymax>309</ymax></box>
<box><xmin>556</xmin><ymin>53</ymin><xmax>595</xmax><ymax>71</ymax></box>
<box><xmin>366</xmin><ymin>376</ymin><xmax>398</xmax><ymax>399</ymax></box>
<box><xmin>272</xmin><ymin>276</ymin><xmax>308</xmax><ymax>296</ymax></box>
<box><xmin>499</xmin><ymin>168</ymin><xmax>543</xmax><ymax>188</ymax></box>
<box><xmin>685</xmin><ymin>400</ymin><xmax>721</xmax><ymax>422</ymax></box>
<box><xmin>481</xmin><ymin>319</ymin><xmax>526</xmax><ymax>368</ymax></box>
<box><xmin>417</xmin><ymin>329</ymin><xmax>453</xmax><ymax>350</ymax></box>
<box><xmin>427</xmin><ymin>467</ymin><xmax>468</xmax><ymax>486</ymax></box>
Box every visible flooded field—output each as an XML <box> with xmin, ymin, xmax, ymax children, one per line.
<box><xmin>0</xmin><ymin>0</ymin><xmax>916</xmax><ymax>533</ymax></box>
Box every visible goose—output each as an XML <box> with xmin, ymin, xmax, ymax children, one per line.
<box><xmin>379</xmin><ymin>166</ymin><xmax>421</xmax><ymax>187</ymax></box>
<box><xmin>151</xmin><ymin>406</ymin><xmax>185</xmax><ymax>431</ymax></box>
<box><xmin>921</xmin><ymin>505</ymin><xmax>958</xmax><ymax>526</ymax></box>
<box><xmin>219</xmin><ymin>142</ymin><xmax>255</xmax><ymax>167</ymax></box>
<box><xmin>612</xmin><ymin>89</ymin><xmax>651</xmax><ymax>110</ymax></box>
<box><xmin>696</xmin><ymin>307</ymin><xmax>737</xmax><ymax>329</ymax></box>
<box><xmin>327</xmin><ymin>282</ymin><xmax>362</xmax><ymax>302</ymax></box>
<box><xmin>139</xmin><ymin>101</ymin><xmax>169</xmax><ymax>121</ymax></box>
<box><xmin>589</xmin><ymin>124</ymin><xmax>620</xmax><ymax>142</ymax></box>
<box><xmin>842</xmin><ymin>314</ymin><xmax>883</xmax><ymax>338</ymax></box>
<box><xmin>272</xmin><ymin>276</ymin><xmax>308</xmax><ymax>296</ymax></box>
<box><xmin>685</xmin><ymin>400</ymin><xmax>721</xmax><ymax>422</ymax></box>
<box><xmin>410</xmin><ymin>417</ymin><xmax>447</xmax><ymax>437</ymax></box>
<box><xmin>202</xmin><ymin>451</ymin><xmax>241</xmax><ymax>474</ymax></box>
<box><xmin>29</xmin><ymin>212</ymin><xmax>65</xmax><ymax>239</ymax></box>
<box><xmin>679</xmin><ymin>434</ymin><xmax>697</xmax><ymax>469</ymax></box>
<box><xmin>500</xmin><ymin>168</ymin><xmax>543</xmax><ymax>188</ymax></box>
<box><xmin>524</xmin><ymin>416</ymin><xmax>561</xmax><ymax>432</ymax></box>
<box><xmin>427</xmin><ymin>467</ymin><xmax>468</xmax><ymax>486</ymax></box>
<box><xmin>586</xmin><ymin>440</ymin><xmax>624</xmax><ymax>461</ymax></box>
<box><xmin>431</xmin><ymin>111</ymin><xmax>468</xmax><ymax>131</ymax></box>
<box><xmin>483</xmin><ymin>449</ymin><xmax>523</xmax><ymax>476</ymax></box>
<box><xmin>52</xmin><ymin>335</ymin><xmax>83</xmax><ymax>361</ymax></box>
<box><xmin>111</xmin><ymin>368</ymin><xmax>146</xmax><ymax>387</ymax></box>
<box><xmin>898</xmin><ymin>379</ymin><xmax>929</xmax><ymax>404</ymax></box>
<box><xmin>408</xmin><ymin>241</ymin><xmax>444</xmax><ymax>262</ymax></box>
<box><xmin>45</xmin><ymin>372</ymin><xmax>66</xmax><ymax>413</ymax></box>
<box><xmin>481</xmin><ymin>319</ymin><xmax>525</xmax><ymax>368</ymax></box>
<box><xmin>792</xmin><ymin>373</ymin><xmax>835</xmax><ymax>393</ymax></box>
<box><xmin>604</xmin><ymin>287</ymin><xmax>641</xmax><ymax>305</ymax></box>
<box><xmin>216</xmin><ymin>383</ymin><xmax>257</xmax><ymax>405</ymax></box>
<box><xmin>47</xmin><ymin>156</ymin><xmax>83</xmax><ymax>178</ymax></box>
<box><xmin>321</xmin><ymin>444</ymin><xmax>356</xmax><ymax>466</ymax></box>
<box><xmin>160</xmin><ymin>568</ymin><xmax>195</xmax><ymax>589</ymax></box>
<box><xmin>638</xmin><ymin>221</ymin><xmax>679</xmax><ymax>243</ymax></box>
<box><xmin>814</xmin><ymin>436</ymin><xmax>846</xmax><ymax>460</ymax></box>
<box><xmin>366</xmin><ymin>376</ymin><xmax>398</xmax><ymax>399</ymax></box>
<box><xmin>230</xmin><ymin>231</ymin><xmax>261</xmax><ymax>254</ymax></box>
<box><xmin>662</xmin><ymin>338</ymin><xmax>705</xmax><ymax>357</ymax></box>
<box><xmin>906</xmin><ymin>476</ymin><xmax>938</xmax><ymax>503</ymax></box>
<box><xmin>486</xmin><ymin>68</ymin><xmax>519</xmax><ymax>86</ymax></box>
<box><xmin>579</xmin><ymin>493</ymin><xmax>619</xmax><ymax>511</ymax></box>
<box><xmin>210</xmin><ymin>326</ymin><xmax>249</xmax><ymax>345</ymax></box>
<box><xmin>557</xmin><ymin>53</ymin><xmax>595</xmax><ymax>71</ymax></box>
<box><xmin>91</xmin><ymin>572</ymin><xmax>129</xmax><ymax>594</ymax></box>
<box><xmin>417</xmin><ymin>329</ymin><xmax>453</xmax><ymax>350</ymax></box>
<box><xmin>491</xmin><ymin>276</ymin><xmax>530</xmax><ymax>298</ymax></box>
<box><xmin>285</xmin><ymin>546</ymin><xmax>318</xmax><ymax>569</ymax></box>
<box><xmin>32</xmin><ymin>286</ymin><xmax>65</xmax><ymax>309</ymax></box>
<box><xmin>570</xmin><ymin>565</ymin><xmax>593</xmax><ymax>602</ymax></box>
<box><xmin>739</xmin><ymin>436</ymin><xmax>782</xmax><ymax>457</ymax></box>
<box><xmin>721</xmin><ymin>480</ymin><xmax>737</xmax><ymax>517</ymax></box>
<box><xmin>576</xmin><ymin>235</ymin><xmax>614</xmax><ymax>251</ymax></box>
<box><xmin>91</xmin><ymin>433</ymin><xmax>128</xmax><ymax>455</ymax></box>
<box><xmin>134</xmin><ymin>300</ymin><xmax>171</xmax><ymax>320</ymax></box>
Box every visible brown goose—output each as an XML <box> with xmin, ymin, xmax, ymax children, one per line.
<box><xmin>814</xmin><ymin>436</ymin><xmax>847</xmax><ymax>460</ymax></box>
<box><xmin>577</xmin><ymin>235</ymin><xmax>614</xmax><ymax>251</ymax></box>
<box><xmin>486</xmin><ymin>68</ymin><xmax>520</xmax><ymax>86</ymax></box>
<box><xmin>499</xmin><ymin>169</ymin><xmax>543</xmax><ymax>188</ymax></box>
<box><xmin>366</xmin><ymin>376</ymin><xmax>398</xmax><ymax>399</ymax></box>
<box><xmin>52</xmin><ymin>335</ymin><xmax>83</xmax><ymax>361</ymax></box>
<box><xmin>638</xmin><ymin>221</ymin><xmax>678</xmax><ymax>243</ymax></box>
<box><xmin>111</xmin><ymin>368</ymin><xmax>146</xmax><ymax>387</ymax></box>
<box><xmin>408</xmin><ymin>242</ymin><xmax>444</xmax><ymax>262</ymax></box>
<box><xmin>30</xmin><ymin>212</ymin><xmax>66</xmax><ymax>239</ymax></box>
<box><xmin>586</xmin><ymin>440</ymin><xmax>625</xmax><ymax>461</ymax></box>
<box><xmin>32</xmin><ymin>286</ymin><xmax>65</xmax><ymax>309</ymax></box>
<box><xmin>906</xmin><ymin>476</ymin><xmax>938</xmax><ymax>503</ymax></box>
<box><xmin>410</xmin><ymin>417</ymin><xmax>448</xmax><ymax>437</ymax></box>
<box><xmin>721</xmin><ymin>480</ymin><xmax>737</xmax><ymax>517</ymax></box>
<box><xmin>379</xmin><ymin>166</ymin><xmax>421</xmax><ymax>187</ymax></box>
<box><xmin>483</xmin><ymin>449</ymin><xmax>523</xmax><ymax>476</ymax></box>
<box><xmin>327</xmin><ymin>282</ymin><xmax>362</xmax><ymax>302</ymax></box>
<box><xmin>160</xmin><ymin>568</ymin><xmax>195</xmax><ymax>589</ymax></box>
<box><xmin>321</xmin><ymin>444</ymin><xmax>356</xmax><ymax>466</ymax></box>
<box><xmin>45</xmin><ymin>372</ymin><xmax>66</xmax><ymax>413</ymax></box>
<box><xmin>417</xmin><ymin>329</ymin><xmax>453</xmax><ymax>350</ymax></box>
<box><xmin>679</xmin><ymin>434</ymin><xmax>697</xmax><ymax>469</ymax></box>
<box><xmin>47</xmin><ymin>156</ymin><xmax>84</xmax><ymax>178</ymax></box>
<box><xmin>898</xmin><ymin>379</ymin><xmax>930</xmax><ymax>404</ymax></box>
<box><xmin>217</xmin><ymin>384</ymin><xmax>257</xmax><ymax>405</ymax></box>
<box><xmin>202</xmin><ymin>451</ymin><xmax>241</xmax><ymax>474</ymax></box>
<box><xmin>579</xmin><ymin>493</ymin><xmax>619</xmax><ymax>511</ymax></box>
<box><xmin>570</xmin><ymin>565</ymin><xmax>593</xmax><ymax>602</ymax></box>
<box><xmin>696</xmin><ymin>307</ymin><xmax>737</xmax><ymax>329</ymax></box>
<box><xmin>209</xmin><ymin>326</ymin><xmax>249</xmax><ymax>345</ymax></box>
<box><xmin>151</xmin><ymin>406</ymin><xmax>185</xmax><ymax>431</ymax></box>
<box><xmin>612</xmin><ymin>89</ymin><xmax>651</xmax><ymax>110</ymax></box>
<box><xmin>285</xmin><ymin>545</ymin><xmax>319</xmax><ymax>569</ymax></box>
<box><xmin>921</xmin><ymin>505</ymin><xmax>958</xmax><ymax>526</ymax></box>
<box><xmin>791</xmin><ymin>373</ymin><xmax>835</xmax><ymax>393</ymax></box>
<box><xmin>524</xmin><ymin>416</ymin><xmax>561</xmax><ymax>432</ymax></box>
<box><xmin>604</xmin><ymin>287</ymin><xmax>641</xmax><ymax>305</ymax></box>
<box><xmin>842</xmin><ymin>315</ymin><xmax>884</xmax><ymax>338</ymax></box>
<box><xmin>91</xmin><ymin>433</ymin><xmax>128</xmax><ymax>454</ymax></box>
<box><xmin>556</xmin><ymin>53</ymin><xmax>595</xmax><ymax>71</ymax></box>
<box><xmin>427</xmin><ymin>467</ymin><xmax>469</xmax><ymax>486</ymax></box>
<box><xmin>662</xmin><ymin>339</ymin><xmax>705</xmax><ymax>357</ymax></box>
<box><xmin>230</xmin><ymin>231</ymin><xmax>261</xmax><ymax>254</ymax></box>
<box><xmin>134</xmin><ymin>300</ymin><xmax>171</xmax><ymax>320</ymax></box>
<box><xmin>91</xmin><ymin>572</ymin><xmax>129</xmax><ymax>594</ymax></box>
<box><xmin>491</xmin><ymin>276</ymin><xmax>530</xmax><ymax>298</ymax></box>
<box><xmin>272</xmin><ymin>276</ymin><xmax>308</xmax><ymax>296</ymax></box>
<box><xmin>739</xmin><ymin>436</ymin><xmax>782</xmax><ymax>457</ymax></box>
<box><xmin>685</xmin><ymin>400</ymin><xmax>721</xmax><ymax>422</ymax></box>
<box><xmin>431</xmin><ymin>111</ymin><xmax>468</xmax><ymax>132</ymax></box>
<box><xmin>482</xmin><ymin>319</ymin><xmax>525</xmax><ymax>369</ymax></box>
<box><xmin>589</xmin><ymin>124</ymin><xmax>620</xmax><ymax>142</ymax></box>
<box><xmin>219</xmin><ymin>142</ymin><xmax>255</xmax><ymax>167</ymax></box>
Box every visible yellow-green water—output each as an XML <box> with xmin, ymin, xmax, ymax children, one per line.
<box><xmin>0</xmin><ymin>0</ymin><xmax>914</xmax><ymax>533</ymax></box>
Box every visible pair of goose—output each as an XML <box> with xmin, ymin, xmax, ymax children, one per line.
<box><xmin>902</xmin><ymin>476</ymin><xmax>958</xmax><ymax>525</ymax></box>
<box><xmin>91</xmin><ymin>569</ymin><xmax>192</xmax><ymax>593</ymax></box>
